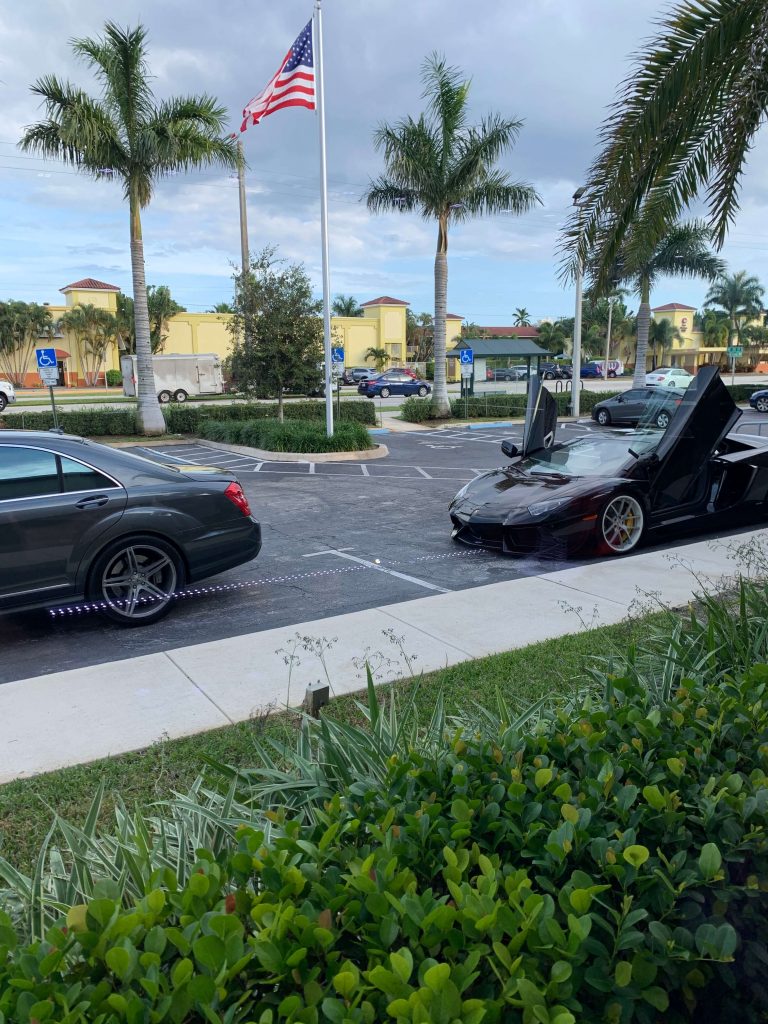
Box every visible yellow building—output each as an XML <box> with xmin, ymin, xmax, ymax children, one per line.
<box><xmin>19</xmin><ymin>280</ymin><xmax>424</xmax><ymax>387</ymax></box>
<box><xmin>651</xmin><ymin>301</ymin><xmax>765</xmax><ymax>371</ymax></box>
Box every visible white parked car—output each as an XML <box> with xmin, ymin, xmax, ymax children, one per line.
<box><xmin>0</xmin><ymin>379</ymin><xmax>16</xmax><ymax>412</ymax></box>
<box><xmin>645</xmin><ymin>367</ymin><xmax>694</xmax><ymax>388</ymax></box>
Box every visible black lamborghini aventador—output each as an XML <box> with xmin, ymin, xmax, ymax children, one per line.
<box><xmin>449</xmin><ymin>365</ymin><xmax>768</xmax><ymax>557</ymax></box>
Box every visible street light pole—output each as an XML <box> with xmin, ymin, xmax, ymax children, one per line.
<box><xmin>571</xmin><ymin>188</ymin><xmax>586</xmax><ymax>418</ymax></box>
<box><xmin>237</xmin><ymin>140</ymin><xmax>249</xmax><ymax>277</ymax></box>
<box><xmin>603</xmin><ymin>296</ymin><xmax>614</xmax><ymax>383</ymax></box>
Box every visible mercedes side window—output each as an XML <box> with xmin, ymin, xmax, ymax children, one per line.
<box><xmin>59</xmin><ymin>455</ymin><xmax>119</xmax><ymax>493</ymax></box>
<box><xmin>0</xmin><ymin>447</ymin><xmax>59</xmax><ymax>501</ymax></box>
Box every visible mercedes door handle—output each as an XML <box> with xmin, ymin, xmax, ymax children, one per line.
<box><xmin>75</xmin><ymin>495</ymin><xmax>109</xmax><ymax>509</ymax></box>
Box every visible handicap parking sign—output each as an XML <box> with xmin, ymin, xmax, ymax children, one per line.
<box><xmin>331</xmin><ymin>346</ymin><xmax>345</xmax><ymax>363</ymax></box>
<box><xmin>459</xmin><ymin>348</ymin><xmax>474</xmax><ymax>365</ymax></box>
<box><xmin>36</xmin><ymin>348</ymin><xmax>57</xmax><ymax>368</ymax></box>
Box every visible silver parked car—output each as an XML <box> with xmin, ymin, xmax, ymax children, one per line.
<box><xmin>0</xmin><ymin>431</ymin><xmax>262</xmax><ymax>624</ymax></box>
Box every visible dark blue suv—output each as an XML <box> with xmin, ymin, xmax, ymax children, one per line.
<box><xmin>359</xmin><ymin>371</ymin><xmax>431</xmax><ymax>398</ymax></box>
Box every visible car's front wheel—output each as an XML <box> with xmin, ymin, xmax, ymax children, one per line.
<box><xmin>655</xmin><ymin>410</ymin><xmax>671</xmax><ymax>429</ymax></box>
<box><xmin>0</xmin><ymin>394</ymin><xmax>6</xmax><ymax>413</ymax></box>
<box><xmin>544</xmin><ymin>371</ymin><xmax>555</xmax><ymax>380</ymax></box>
<box><xmin>596</xmin><ymin>408</ymin><xmax>611</xmax><ymax>426</ymax></box>
<box><xmin>608</xmin><ymin>370</ymin><xmax>617</xmax><ymax>378</ymax></box>
<box><xmin>88</xmin><ymin>535</ymin><xmax>185</xmax><ymax>626</ymax></box>
<box><xmin>599</xmin><ymin>494</ymin><xmax>644</xmax><ymax>555</ymax></box>
<box><xmin>757</xmin><ymin>397</ymin><xmax>768</xmax><ymax>413</ymax></box>
<box><xmin>418</xmin><ymin>386</ymin><xmax>428</xmax><ymax>397</ymax></box>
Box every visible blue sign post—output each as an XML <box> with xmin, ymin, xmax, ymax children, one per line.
<box><xmin>459</xmin><ymin>348</ymin><xmax>474</xmax><ymax>407</ymax></box>
<box><xmin>331</xmin><ymin>346</ymin><xmax>345</xmax><ymax>364</ymax></box>
<box><xmin>459</xmin><ymin>348</ymin><xmax>474</xmax><ymax>365</ymax></box>
<box><xmin>36</xmin><ymin>348</ymin><xmax>60</xmax><ymax>429</ymax></box>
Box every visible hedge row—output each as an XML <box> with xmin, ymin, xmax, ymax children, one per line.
<box><xmin>0</xmin><ymin>399</ymin><xmax>376</xmax><ymax>436</ymax></box>
<box><xmin>401</xmin><ymin>390</ymin><xmax>624</xmax><ymax>422</ymax></box>
<box><xmin>199</xmin><ymin>418</ymin><xmax>374</xmax><ymax>453</ymax></box>
<box><xmin>2</xmin><ymin>663</ymin><xmax>767</xmax><ymax>1022</ymax></box>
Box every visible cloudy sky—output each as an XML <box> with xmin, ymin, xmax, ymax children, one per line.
<box><xmin>1</xmin><ymin>0</ymin><xmax>768</xmax><ymax>324</ymax></box>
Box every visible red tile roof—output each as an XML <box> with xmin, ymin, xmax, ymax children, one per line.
<box><xmin>60</xmin><ymin>278</ymin><xmax>121</xmax><ymax>292</ymax></box>
<box><xmin>477</xmin><ymin>325</ymin><xmax>540</xmax><ymax>338</ymax></box>
<box><xmin>446</xmin><ymin>312</ymin><xmax>463</xmax><ymax>319</ymax></box>
<box><xmin>651</xmin><ymin>302</ymin><xmax>697</xmax><ymax>312</ymax></box>
<box><xmin>360</xmin><ymin>295</ymin><xmax>410</xmax><ymax>307</ymax></box>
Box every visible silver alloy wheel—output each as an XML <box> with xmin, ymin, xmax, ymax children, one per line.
<box><xmin>418</xmin><ymin>386</ymin><xmax>428</xmax><ymax>396</ymax></box>
<box><xmin>656</xmin><ymin>411</ymin><xmax>670</xmax><ymax>428</ymax></box>
<box><xmin>757</xmin><ymin>397</ymin><xmax>768</xmax><ymax>413</ymax></box>
<box><xmin>601</xmin><ymin>495</ymin><xmax>644</xmax><ymax>554</ymax></box>
<box><xmin>100</xmin><ymin>542</ymin><xmax>177</xmax><ymax>620</ymax></box>
<box><xmin>380</xmin><ymin>387</ymin><xmax>391</xmax><ymax>398</ymax></box>
<box><xmin>597</xmin><ymin>409</ymin><xmax>610</xmax><ymax>425</ymax></box>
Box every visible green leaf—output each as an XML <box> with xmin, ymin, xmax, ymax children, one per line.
<box><xmin>105</xmin><ymin>945</ymin><xmax>135</xmax><ymax>982</ymax></box>
<box><xmin>699</xmin><ymin>842</ymin><xmax>722</xmax><ymax>879</ymax></box>
<box><xmin>615</xmin><ymin>962</ymin><xmax>632</xmax><ymax>988</ymax></box>
<box><xmin>424</xmin><ymin>962</ymin><xmax>451</xmax><ymax>992</ymax></box>
<box><xmin>642</xmin><ymin>986</ymin><xmax>669</xmax><ymax>1011</ymax></box>
<box><xmin>172</xmin><ymin>957</ymin><xmax>194</xmax><ymax>988</ymax></box>
<box><xmin>623</xmin><ymin>845</ymin><xmax>650</xmax><ymax>868</ymax></box>
<box><xmin>551</xmin><ymin>961</ymin><xmax>572</xmax><ymax>984</ymax></box>
<box><xmin>193</xmin><ymin>935</ymin><xmax>226</xmax><ymax>974</ymax></box>
<box><xmin>642</xmin><ymin>785</ymin><xmax>665</xmax><ymax>810</ymax></box>
<box><xmin>534</xmin><ymin>768</ymin><xmax>553</xmax><ymax>789</ymax></box>
<box><xmin>569</xmin><ymin>889</ymin><xmax>593</xmax><ymax>914</ymax></box>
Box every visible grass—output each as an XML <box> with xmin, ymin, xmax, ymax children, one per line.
<box><xmin>0</xmin><ymin>608</ymin><xmax>673</xmax><ymax>872</ymax></box>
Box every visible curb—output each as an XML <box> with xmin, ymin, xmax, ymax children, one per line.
<box><xmin>201</xmin><ymin>439</ymin><xmax>389</xmax><ymax>463</ymax></box>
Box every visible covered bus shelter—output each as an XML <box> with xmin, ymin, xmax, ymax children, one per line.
<box><xmin>448</xmin><ymin>337</ymin><xmax>551</xmax><ymax>392</ymax></box>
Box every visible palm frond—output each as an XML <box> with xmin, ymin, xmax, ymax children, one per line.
<box><xmin>560</xmin><ymin>0</ymin><xmax>766</xmax><ymax>285</ymax></box>
<box><xmin>454</xmin><ymin>173</ymin><xmax>541</xmax><ymax>220</ymax></box>
<box><xmin>421</xmin><ymin>52</ymin><xmax>469</xmax><ymax>148</ymax></box>
<box><xmin>73</xmin><ymin>22</ymin><xmax>154</xmax><ymax>132</ymax></box>
<box><xmin>451</xmin><ymin>113</ymin><xmax>523</xmax><ymax>187</ymax></box>
<box><xmin>364</xmin><ymin>178</ymin><xmax>419</xmax><ymax>214</ymax></box>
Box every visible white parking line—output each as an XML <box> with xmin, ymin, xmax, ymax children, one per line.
<box><xmin>415</xmin><ymin>467</ymin><xmax>432</xmax><ymax>478</ymax></box>
<box><xmin>308</xmin><ymin>463</ymin><xmax>316</xmax><ymax>474</ymax></box>
<box><xmin>360</xmin><ymin>464</ymin><xmax>369</xmax><ymax>476</ymax></box>
<box><xmin>303</xmin><ymin>548</ymin><xmax>451</xmax><ymax>593</ymax></box>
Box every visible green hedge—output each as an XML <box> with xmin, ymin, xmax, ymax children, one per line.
<box><xmin>0</xmin><ymin>408</ymin><xmax>139</xmax><ymax>435</ymax></box>
<box><xmin>105</xmin><ymin>369</ymin><xmax>123</xmax><ymax>387</ymax></box>
<box><xmin>165</xmin><ymin>399</ymin><xmax>375</xmax><ymax>433</ymax></box>
<box><xmin>400</xmin><ymin>391</ymin><xmax>624</xmax><ymax>423</ymax></box>
<box><xmin>2</xmin><ymin>664</ymin><xmax>767</xmax><ymax>1022</ymax></box>
<box><xmin>199</xmin><ymin>417</ymin><xmax>374</xmax><ymax>453</ymax></box>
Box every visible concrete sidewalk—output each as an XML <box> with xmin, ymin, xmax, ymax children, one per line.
<box><xmin>0</xmin><ymin>529</ymin><xmax>761</xmax><ymax>783</ymax></box>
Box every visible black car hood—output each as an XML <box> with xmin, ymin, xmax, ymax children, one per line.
<box><xmin>452</xmin><ymin>464</ymin><xmax>612</xmax><ymax>511</ymax></box>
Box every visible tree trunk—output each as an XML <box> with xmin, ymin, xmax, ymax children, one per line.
<box><xmin>278</xmin><ymin>387</ymin><xmax>284</xmax><ymax>422</ymax></box>
<box><xmin>632</xmin><ymin>279</ymin><xmax>651</xmax><ymax>387</ymax></box>
<box><xmin>130</xmin><ymin>189</ymin><xmax>165</xmax><ymax>435</ymax></box>
<box><xmin>432</xmin><ymin>214</ymin><xmax>450</xmax><ymax>417</ymax></box>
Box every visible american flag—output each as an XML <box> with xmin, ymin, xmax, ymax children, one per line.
<box><xmin>240</xmin><ymin>20</ymin><xmax>316</xmax><ymax>131</ymax></box>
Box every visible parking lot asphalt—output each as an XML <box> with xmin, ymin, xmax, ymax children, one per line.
<box><xmin>2</xmin><ymin>414</ymin><xmax>767</xmax><ymax>686</ymax></box>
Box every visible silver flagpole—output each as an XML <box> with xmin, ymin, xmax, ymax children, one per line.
<box><xmin>314</xmin><ymin>0</ymin><xmax>333</xmax><ymax>436</ymax></box>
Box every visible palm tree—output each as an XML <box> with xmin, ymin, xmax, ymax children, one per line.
<box><xmin>648</xmin><ymin>317</ymin><xmax>680</xmax><ymax>370</ymax></box>
<box><xmin>513</xmin><ymin>307</ymin><xmax>531</xmax><ymax>326</ymax></box>
<box><xmin>609</xmin><ymin>220</ymin><xmax>724</xmax><ymax>385</ymax></box>
<box><xmin>365</xmin><ymin>346</ymin><xmax>389</xmax><ymax>371</ymax></box>
<box><xmin>0</xmin><ymin>301</ymin><xmax>53</xmax><ymax>386</ymax></box>
<box><xmin>20</xmin><ymin>22</ymin><xmax>239</xmax><ymax>433</ymax></box>
<box><xmin>209</xmin><ymin>301</ymin><xmax>234</xmax><ymax>314</ymax></box>
<box><xmin>537</xmin><ymin>320</ymin><xmax>568</xmax><ymax>354</ymax></box>
<box><xmin>561</xmin><ymin>0</ymin><xmax>768</xmax><ymax>288</ymax></box>
<box><xmin>705</xmin><ymin>270</ymin><xmax>765</xmax><ymax>345</ymax></box>
<box><xmin>701</xmin><ymin>308</ymin><xmax>731</xmax><ymax>348</ymax></box>
<box><xmin>60</xmin><ymin>303</ymin><xmax>118</xmax><ymax>385</ymax></box>
<box><xmin>146</xmin><ymin>284</ymin><xmax>185</xmax><ymax>353</ymax></box>
<box><xmin>365</xmin><ymin>54</ymin><xmax>540</xmax><ymax>416</ymax></box>
<box><xmin>332</xmin><ymin>295</ymin><xmax>363</xmax><ymax>317</ymax></box>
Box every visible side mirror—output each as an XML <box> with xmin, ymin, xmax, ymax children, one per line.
<box><xmin>501</xmin><ymin>440</ymin><xmax>519</xmax><ymax>459</ymax></box>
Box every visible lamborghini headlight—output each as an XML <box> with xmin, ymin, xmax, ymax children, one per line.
<box><xmin>527</xmin><ymin>497</ymin><xmax>570</xmax><ymax>517</ymax></box>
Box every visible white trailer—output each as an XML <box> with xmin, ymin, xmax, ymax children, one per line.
<box><xmin>120</xmin><ymin>353</ymin><xmax>224</xmax><ymax>404</ymax></box>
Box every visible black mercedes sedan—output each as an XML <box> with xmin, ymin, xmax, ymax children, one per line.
<box><xmin>0</xmin><ymin>432</ymin><xmax>262</xmax><ymax>625</ymax></box>
<box><xmin>450</xmin><ymin>366</ymin><xmax>768</xmax><ymax>557</ymax></box>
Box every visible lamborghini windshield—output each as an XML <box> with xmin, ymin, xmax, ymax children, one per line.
<box><xmin>519</xmin><ymin>434</ymin><xmax>659</xmax><ymax>478</ymax></box>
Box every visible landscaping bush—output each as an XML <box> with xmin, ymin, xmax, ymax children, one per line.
<box><xmin>400</xmin><ymin>396</ymin><xmax>438</xmax><ymax>422</ymax></box>
<box><xmin>199</xmin><ymin>417</ymin><xmax>373</xmax><ymax>453</ymax></box>
<box><xmin>2</xmin><ymin>659</ymin><xmax>768</xmax><ymax>1022</ymax></box>
<box><xmin>165</xmin><ymin>399</ymin><xmax>376</xmax><ymax>434</ymax></box>
<box><xmin>1</xmin><ymin>408</ymin><xmax>138</xmax><ymax>435</ymax></box>
<box><xmin>105</xmin><ymin>369</ymin><xmax>123</xmax><ymax>387</ymax></box>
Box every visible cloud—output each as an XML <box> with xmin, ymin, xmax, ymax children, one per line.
<box><xmin>2</xmin><ymin>0</ymin><xmax>767</xmax><ymax>320</ymax></box>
